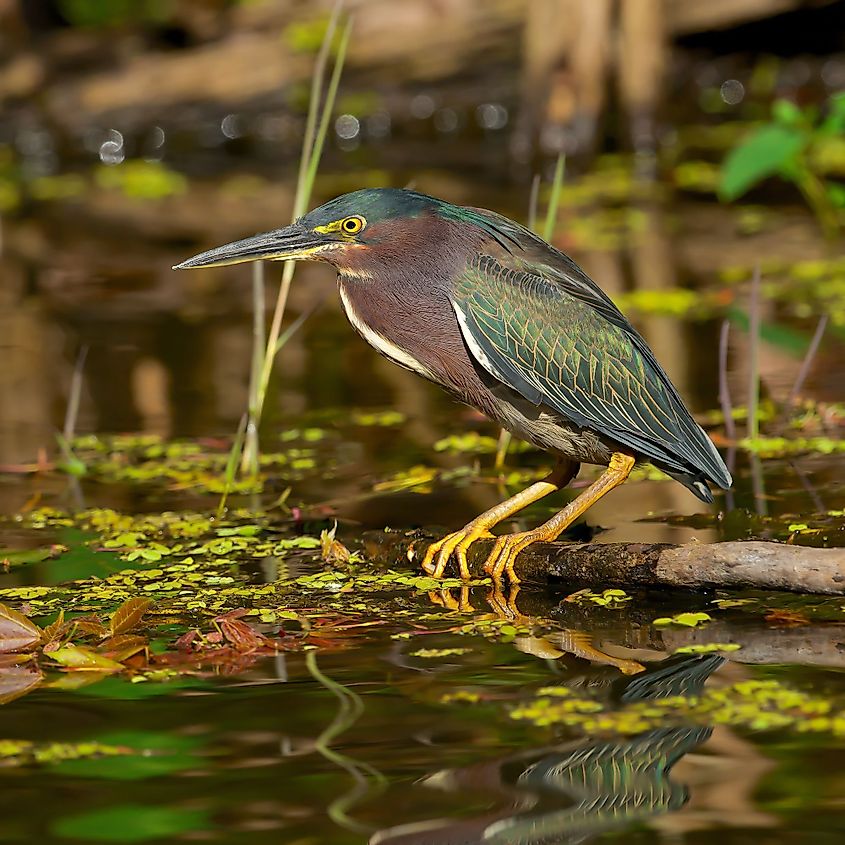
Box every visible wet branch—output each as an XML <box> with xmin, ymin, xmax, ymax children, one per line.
<box><xmin>363</xmin><ymin>532</ymin><xmax>845</xmax><ymax>596</ymax></box>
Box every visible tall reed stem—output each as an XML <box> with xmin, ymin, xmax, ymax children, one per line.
<box><xmin>237</xmin><ymin>3</ymin><xmax>351</xmax><ymax>478</ymax></box>
<box><xmin>747</xmin><ymin>265</ymin><xmax>761</xmax><ymax>441</ymax></box>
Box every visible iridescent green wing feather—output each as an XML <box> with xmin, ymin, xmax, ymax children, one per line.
<box><xmin>450</xmin><ymin>245</ymin><xmax>731</xmax><ymax>492</ymax></box>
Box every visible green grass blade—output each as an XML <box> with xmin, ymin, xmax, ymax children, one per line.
<box><xmin>234</xmin><ymin>3</ymin><xmax>350</xmax><ymax>486</ymax></box>
<box><xmin>295</xmin><ymin>2</ymin><xmax>342</xmax><ymax>213</ymax></box>
<box><xmin>747</xmin><ymin>265</ymin><xmax>761</xmax><ymax>441</ymax></box>
<box><xmin>256</xmin><ymin>12</ymin><xmax>352</xmax><ymax>420</ymax></box>
<box><xmin>218</xmin><ymin>413</ymin><xmax>248</xmax><ymax>517</ymax></box>
<box><xmin>303</xmin><ymin>17</ymin><xmax>352</xmax><ymax>195</ymax></box>
<box><xmin>63</xmin><ymin>346</ymin><xmax>88</xmax><ymax>442</ymax></box>
<box><xmin>542</xmin><ymin>153</ymin><xmax>566</xmax><ymax>241</ymax></box>
<box><xmin>242</xmin><ymin>260</ymin><xmax>266</xmax><ymax>476</ymax></box>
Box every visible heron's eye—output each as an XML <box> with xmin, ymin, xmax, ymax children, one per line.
<box><xmin>340</xmin><ymin>216</ymin><xmax>365</xmax><ymax>235</ymax></box>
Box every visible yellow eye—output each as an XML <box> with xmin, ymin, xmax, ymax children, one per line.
<box><xmin>340</xmin><ymin>215</ymin><xmax>365</xmax><ymax>235</ymax></box>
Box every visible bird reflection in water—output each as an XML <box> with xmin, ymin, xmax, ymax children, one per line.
<box><xmin>370</xmin><ymin>652</ymin><xmax>724</xmax><ymax>845</ymax></box>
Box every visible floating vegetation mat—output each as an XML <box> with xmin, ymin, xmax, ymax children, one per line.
<box><xmin>0</xmin><ymin>503</ymin><xmax>844</xmax><ymax>749</ymax></box>
<box><xmin>63</xmin><ymin>434</ymin><xmax>326</xmax><ymax>494</ymax></box>
<box><xmin>509</xmin><ymin>679</ymin><xmax>844</xmax><ymax>736</ymax></box>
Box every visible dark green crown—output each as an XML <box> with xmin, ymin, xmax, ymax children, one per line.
<box><xmin>302</xmin><ymin>188</ymin><xmax>524</xmax><ymax>251</ymax></box>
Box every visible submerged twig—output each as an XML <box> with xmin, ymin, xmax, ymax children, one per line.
<box><xmin>788</xmin><ymin>314</ymin><xmax>828</xmax><ymax>403</ymax></box>
<box><xmin>747</xmin><ymin>264</ymin><xmax>761</xmax><ymax>441</ymax></box>
<box><xmin>305</xmin><ymin>650</ymin><xmax>385</xmax><ymax>833</ymax></box>
<box><xmin>542</xmin><ymin>153</ymin><xmax>566</xmax><ymax>241</ymax></box>
<box><xmin>717</xmin><ymin>320</ymin><xmax>735</xmax><ymax>443</ymax></box>
<box><xmin>63</xmin><ymin>346</ymin><xmax>88</xmax><ymax>442</ymax></box>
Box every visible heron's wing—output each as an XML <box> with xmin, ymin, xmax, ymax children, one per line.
<box><xmin>450</xmin><ymin>252</ymin><xmax>731</xmax><ymax>491</ymax></box>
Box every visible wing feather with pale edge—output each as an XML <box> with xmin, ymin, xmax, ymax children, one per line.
<box><xmin>450</xmin><ymin>253</ymin><xmax>731</xmax><ymax>490</ymax></box>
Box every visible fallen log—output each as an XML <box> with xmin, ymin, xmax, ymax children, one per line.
<box><xmin>363</xmin><ymin>531</ymin><xmax>845</xmax><ymax>595</ymax></box>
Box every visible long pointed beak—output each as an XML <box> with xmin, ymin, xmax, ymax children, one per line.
<box><xmin>173</xmin><ymin>222</ymin><xmax>329</xmax><ymax>270</ymax></box>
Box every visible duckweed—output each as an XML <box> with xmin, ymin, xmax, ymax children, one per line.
<box><xmin>511</xmin><ymin>679</ymin><xmax>844</xmax><ymax>737</ymax></box>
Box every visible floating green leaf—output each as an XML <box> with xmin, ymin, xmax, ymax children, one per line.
<box><xmin>45</xmin><ymin>645</ymin><xmax>124</xmax><ymax>673</ymax></box>
<box><xmin>674</xmin><ymin>643</ymin><xmax>742</xmax><ymax>654</ymax></box>
<box><xmin>653</xmin><ymin>612</ymin><xmax>712</xmax><ymax>628</ymax></box>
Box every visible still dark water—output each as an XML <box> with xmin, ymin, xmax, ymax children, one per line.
<box><xmin>1</xmin><ymin>140</ymin><xmax>845</xmax><ymax>843</ymax></box>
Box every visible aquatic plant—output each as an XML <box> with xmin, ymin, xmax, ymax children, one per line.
<box><xmin>720</xmin><ymin>94</ymin><xmax>845</xmax><ymax>239</ymax></box>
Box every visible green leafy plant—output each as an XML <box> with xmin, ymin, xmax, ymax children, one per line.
<box><xmin>720</xmin><ymin>94</ymin><xmax>845</xmax><ymax>239</ymax></box>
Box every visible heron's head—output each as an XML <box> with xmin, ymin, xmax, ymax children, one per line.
<box><xmin>175</xmin><ymin>188</ymin><xmax>453</xmax><ymax>272</ymax></box>
<box><xmin>174</xmin><ymin>188</ymin><xmax>521</xmax><ymax>276</ymax></box>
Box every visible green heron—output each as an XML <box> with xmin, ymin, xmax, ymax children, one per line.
<box><xmin>175</xmin><ymin>188</ymin><xmax>731</xmax><ymax>582</ymax></box>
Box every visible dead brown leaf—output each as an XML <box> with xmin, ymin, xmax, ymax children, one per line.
<box><xmin>764</xmin><ymin>609</ymin><xmax>810</xmax><ymax>627</ymax></box>
<box><xmin>75</xmin><ymin>615</ymin><xmax>109</xmax><ymax>637</ymax></box>
<box><xmin>0</xmin><ymin>663</ymin><xmax>42</xmax><ymax>704</ymax></box>
<box><xmin>40</xmin><ymin>610</ymin><xmax>77</xmax><ymax>652</ymax></box>
<box><xmin>216</xmin><ymin>610</ymin><xmax>266</xmax><ymax>652</ymax></box>
<box><xmin>109</xmin><ymin>597</ymin><xmax>153</xmax><ymax>636</ymax></box>
<box><xmin>174</xmin><ymin>629</ymin><xmax>202</xmax><ymax>651</ymax></box>
<box><xmin>0</xmin><ymin>602</ymin><xmax>42</xmax><ymax>653</ymax></box>
<box><xmin>99</xmin><ymin>634</ymin><xmax>149</xmax><ymax>662</ymax></box>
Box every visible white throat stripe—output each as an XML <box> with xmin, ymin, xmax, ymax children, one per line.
<box><xmin>338</xmin><ymin>284</ymin><xmax>433</xmax><ymax>379</ymax></box>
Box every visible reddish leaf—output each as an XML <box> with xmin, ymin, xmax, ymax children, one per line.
<box><xmin>764</xmin><ymin>609</ymin><xmax>810</xmax><ymax>627</ymax></box>
<box><xmin>174</xmin><ymin>629</ymin><xmax>202</xmax><ymax>651</ymax></box>
<box><xmin>218</xmin><ymin>617</ymin><xmax>265</xmax><ymax>652</ymax></box>
<box><xmin>0</xmin><ymin>602</ymin><xmax>42</xmax><ymax>653</ymax></box>
<box><xmin>41</xmin><ymin>609</ymin><xmax>66</xmax><ymax>643</ymax></box>
<box><xmin>109</xmin><ymin>597</ymin><xmax>153</xmax><ymax>636</ymax></box>
<box><xmin>41</xmin><ymin>610</ymin><xmax>77</xmax><ymax>652</ymax></box>
<box><xmin>0</xmin><ymin>663</ymin><xmax>42</xmax><ymax>704</ymax></box>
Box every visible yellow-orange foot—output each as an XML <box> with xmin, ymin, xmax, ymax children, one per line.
<box><xmin>421</xmin><ymin>523</ymin><xmax>495</xmax><ymax>579</ymax></box>
<box><xmin>486</xmin><ymin>583</ymin><xmax>522</xmax><ymax>619</ymax></box>
<box><xmin>427</xmin><ymin>586</ymin><xmax>475</xmax><ymax>612</ymax></box>
<box><xmin>483</xmin><ymin>528</ymin><xmax>557</xmax><ymax>583</ymax></box>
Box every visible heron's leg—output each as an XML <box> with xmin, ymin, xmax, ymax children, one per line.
<box><xmin>512</xmin><ymin>628</ymin><xmax>644</xmax><ymax>674</ymax></box>
<box><xmin>427</xmin><ymin>585</ymin><xmax>475</xmax><ymax>613</ymax></box>
<box><xmin>550</xmin><ymin>629</ymin><xmax>644</xmax><ymax>675</ymax></box>
<box><xmin>422</xmin><ymin>459</ymin><xmax>578</xmax><ymax>579</ymax></box>
<box><xmin>484</xmin><ymin>452</ymin><xmax>635</xmax><ymax>583</ymax></box>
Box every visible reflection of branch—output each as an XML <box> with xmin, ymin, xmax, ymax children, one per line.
<box><xmin>660</xmin><ymin>622</ymin><xmax>845</xmax><ymax>668</ymax></box>
<box><xmin>305</xmin><ymin>650</ymin><xmax>386</xmax><ymax>833</ymax></box>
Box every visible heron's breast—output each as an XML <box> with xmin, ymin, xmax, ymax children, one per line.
<box><xmin>337</xmin><ymin>279</ymin><xmax>437</xmax><ymax>380</ymax></box>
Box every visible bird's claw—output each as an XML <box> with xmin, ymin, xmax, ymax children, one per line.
<box><xmin>427</xmin><ymin>586</ymin><xmax>475</xmax><ymax>612</ymax></box>
<box><xmin>421</xmin><ymin>524</ymin><xmax>495</xmax><ymax>579</ymax></box>
<box><xmin>486</xmin><ymin>583</ymin><xmax>522</xmax><ymax>619</ymax></box>
<box><xmin>483</xmin><ymin>529</ymin><xmax>550</xmax><ymax>583</ymax></box>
